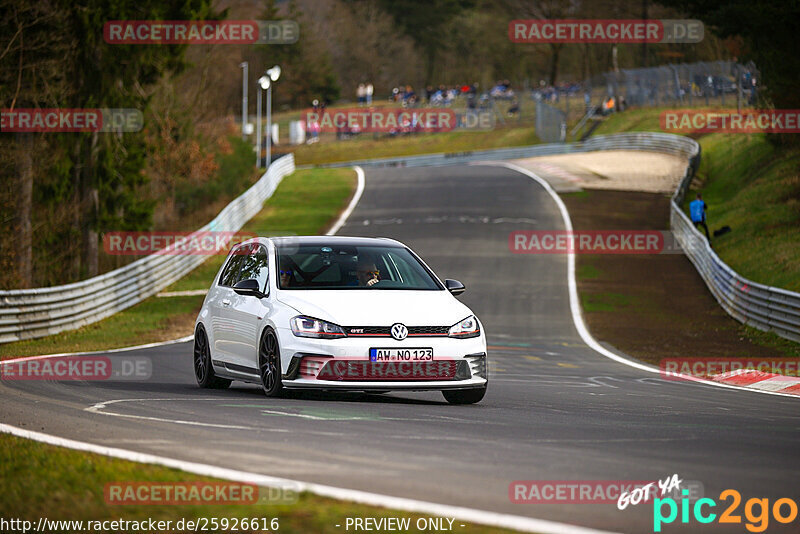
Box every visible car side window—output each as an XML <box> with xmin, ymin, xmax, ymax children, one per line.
<box><xmin>219</xmin><ymin>249</ymin><xmax>246</xmax><ymax>287</ymax></box>
<box><xmin>238</xmin><ymin>245</ymin><xmax>270</xmax><ymax>293</ymax></box>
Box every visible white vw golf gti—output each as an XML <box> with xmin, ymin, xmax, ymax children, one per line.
<box><xmin>193</xmin><ymin>236</ymin><xmax>488</xmax><ymax>404</ymax></box>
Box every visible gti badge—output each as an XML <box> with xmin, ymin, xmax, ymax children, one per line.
<box><xmin>390</xmin><ymin>323</ymin><xmax>408</xmax><ymax>340</ymax></box>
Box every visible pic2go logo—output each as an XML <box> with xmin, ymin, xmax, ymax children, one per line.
<box><xmin>653</xmin><ymin>489</ymin><xmax>799</xmax><ymax>532</ymax></box>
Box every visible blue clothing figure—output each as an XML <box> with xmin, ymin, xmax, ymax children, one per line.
<box><xmin>690</xmin><ymin>194</ymin><xmax>710</xmax><ymax>242</ymax></box>
<box><xmin>690</xmin><ymin>198</ymin><xmax>706</xmax><ymax>223</ymax></box>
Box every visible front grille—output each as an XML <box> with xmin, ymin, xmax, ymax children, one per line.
<box><xmin>408</xmin><ymin>326</ymin><xmax>449</xmax><ymax>336</ymax></box>
<box><xmin>345</xmin><ymin>326</ymin><xmax>390</xmax><ymax>336</ymax></box>
<box><xmin>344</xmin><ymin>325</ymin><xmax>449</xmax><ymax>337</ymax></box>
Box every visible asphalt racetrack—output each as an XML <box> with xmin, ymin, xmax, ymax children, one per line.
<box><xmin>2</xmin><ymin>164</ymin><xmax>798</xmax><ymax>533</ymax></box>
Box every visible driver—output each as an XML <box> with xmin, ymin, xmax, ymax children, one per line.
<box><xmin>355</xmin><ymin>260</ymin><xmax>380</xmax><ymax>287</ymax></box>
<box><xmin>279</xmin><ymin>258</ymin><xmax>294</xmax><ymax>288</ymax></box>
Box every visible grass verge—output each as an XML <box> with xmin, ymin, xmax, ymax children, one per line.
<box><xmin>686</xmin><ymin>132</ymin><xmax>800</xmax><ymax>292</ymax></box>
<box><xmin>0</xmin><ymin>433</ymin><xmax>517</xmax><ymax>534</ymax></box>
<box><xmin>0</xmin><ymin>167</ymin><xmax>356</xmax><ymax>359</ymax></box>
<box><xmin>292</xmin><ymin>126</ymin><xmax>539</xmax><ymax>166</ymax></box>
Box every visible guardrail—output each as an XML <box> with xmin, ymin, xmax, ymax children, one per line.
<box><xmin>311</xmin><ymin>132</ymin><xmax>800</xmax><ymax>344</ymax></box>
<box><xmin>0</xmin><ymin>154</ymin><xmax>296</xmax><ymax>344</ymax></box>
<box><xmin>669</xmin><ymin>165</ymin><xmax>800</xmax><ymax>344</ymax></box>
<box><xmin>309</xmin><ymin>132</ymin><xmax>698</xmax><ymax>170</ymax></box>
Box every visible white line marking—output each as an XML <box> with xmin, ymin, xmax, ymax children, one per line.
<box><xmin>91</xmin><ymin>398</ymin><xmax>469</xmax><ymax>426</ymax></box>
<box><xmin>0</xmin><ymin>336</ymin><xmax>194</xmax><ymax>364</ymax></box>
<box><xmin>0</xmin><ymin>423</ymin><xmax>617</xmax><ymax>534</ymax></box>
<box><xmin>85</xmin><ymin>398</ymin><xmax>275</xmax><ymax>432</ymax></box>
<box><xmin>476</xmin><ymin>161</ymin><xmax>799</xmax><ymax>400</ymax></box>
<box><xmin>260</xmin><ymin>409</ymin><xmax>374</xmax><ymax>421</ymax></box>
<box><xmin>327</xmin><ymin>166</ymin><xmax>365</xmax><ymax>236</ymax></box>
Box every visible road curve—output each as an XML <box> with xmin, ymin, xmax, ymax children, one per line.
<box><xmin>2</xmin><ymin>164</ymin><xmax>798</xmax><ymax>533</ymax></box>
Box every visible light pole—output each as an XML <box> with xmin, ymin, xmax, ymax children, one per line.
<box><xmin>239</xmin><ymin>62</ymin><xmax>248</xmax><ymax>140</ymax></box>
<box><xmin>257</xmin><ymin>75</ymin><xmax>271</xmax><ymax>168</ymax></box>
<box><xmin>265</xmin><ymin>65</ymin><xmax>281</xmax><ymax>168</ymax></box>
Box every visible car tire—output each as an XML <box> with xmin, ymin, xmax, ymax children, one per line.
<box><xmin>193</xmin><ymin>325</ymin><xmax>231</xmax><ymax>389</ymax></box>
<box><xmin>442</xmin><ymin>386</ymin><xmax>486</xmax><ymax>405</ymax></box>
<box><xmin>259</xmin><ymin>328</ymin><xmax>284</xmax><ymax>398</ymax></box>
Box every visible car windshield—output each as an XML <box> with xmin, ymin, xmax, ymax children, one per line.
<box><xmin>276</xmin><ymin>243</ymin><xmax>442</xmax><ymax>290</ymax></box>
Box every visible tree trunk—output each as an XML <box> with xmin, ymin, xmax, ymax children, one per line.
<box><xmin>70</xmin><ymin>138</ymin><xmax>82</xmax><ymax>280</ymax></box>
<box><xmin>14</xmin><ymin>133</ymin><xmax>33</xmax><ymax>288</ymax></box>
<box><xmin>81</xmin><ymin>131</ymin><xmax>99</xmax><ymax>278</ymax></box>
<box><xmin>548</xmin><ymin>44</ymin><xmax>562</xmax><ymax>85</ymax></box>
<box><xmin>424</xmin><ymin>47</ymin><xmax>437</xmax><ymax>87</ymax></box>
<box><xmin>82</xmin><ymin>189</ymin><xmax>99</xmax><ymax>278</ymax></box>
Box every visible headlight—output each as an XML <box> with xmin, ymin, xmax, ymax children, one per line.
<box><xmin>448</xmin><ymin>315</ymin><xmax>480</xmax><ymax>338</ymax></box>
<box><xmin>290</xmin><ymin>316</ymin><xmax>346</xmax><ymax>339</ymax></box>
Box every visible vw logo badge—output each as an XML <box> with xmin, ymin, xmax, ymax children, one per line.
<box><xmin>390</xmin><ymin>323</ymin><xmax>408</xmax><ymax>340</ymax></box>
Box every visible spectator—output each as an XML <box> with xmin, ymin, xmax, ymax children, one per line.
<box><xmin>307</xmin><ymin>119</ymin><xmax>320</xmax><ymax>143</ymax></box>
<box><xmin>690</xmin><ymin>193</ymin><xmax>711</xmax><ymax>242</ymax></box>
<box><xmin>507</xmin><ymin>98</ymin><xmax>519</xmax><ymax>116</ymax></box>
<box><xmin>307</xmin><ymin>100</ymin><xmax>321</xmax><ymax>143</ymax></box>
<box><xmin>356</xmin><ymin>83</ymin><xmax>366</xmax><ymax>106</ymax></box>
<box><xmin>601</xmin><ymin>96</ymin><xmax>615</xmax><ymax>116</ymax></box>
<box><xmin>366</xmin><ymin>83</ymin><xmax>373</xmax><ymax>105</ymax></box>
<box><xmin>430</xmin><ymin>86</ymin><xmax>444</xmax><ymax>106</ymax></box>
<box><xmin>402</xmin><ymin>85</ymin><xmax>417</xmax><ymax>107</ymax></box>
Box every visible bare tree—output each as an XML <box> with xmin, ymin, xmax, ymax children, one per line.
<box><xmin>0</xmin><ymin>0</ymin><xmax>74</xmax><ymax>287</ymax></box>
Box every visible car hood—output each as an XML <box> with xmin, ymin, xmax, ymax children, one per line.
<box><xmin>276</xmin><ymin>290</ymin><xmax>474</xmax><ymax>326</ymax></box>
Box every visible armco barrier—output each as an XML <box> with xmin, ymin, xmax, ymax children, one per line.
<box><xmin>310</xmin><ymin>132</ymin><xmax>699</xmax><ymax>170</ymax></box>
<box><xmin>314</xmin><ymin>132</ymin><xmax>800</xmax><ymax>344</ymax></box>
<box><xmin>0</xmin><ymin>155</ymin><xmax>295</xmax><ymax>344</ymax></box>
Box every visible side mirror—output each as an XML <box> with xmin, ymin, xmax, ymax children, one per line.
<box><xmin>445</xmin><ymin>279</ymin><xmax>465</xmax><ymax>296</ymax></box>
<box><xmin>233</xmin><ymin>278</ymin><xmax>266</xmax><ymax>298</ymax></box>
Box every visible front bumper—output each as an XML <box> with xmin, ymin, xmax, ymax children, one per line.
<box><xmin>276</xmin><ymin>327</ymin><xmax>487</xmax><ymax>390</ymax></box>
<box><xmin>284</xmin><ymin>376</ymin><xmax>487</xmax><ymax>391</ymax></box>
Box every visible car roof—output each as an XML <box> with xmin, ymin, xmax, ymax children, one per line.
<box><xmin>267</xmin><ymin>235</ymin><xmax>405</xmax><ymax>248</ymax></box>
